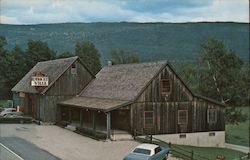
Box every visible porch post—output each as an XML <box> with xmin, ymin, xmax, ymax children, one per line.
<box><xmin>106</xmin><ymin>112</ymin><xmax>111</xmax><ymax>139</ymax></box>
<box><xmin>69</xmin><ymin>107</ymin><xmax>72</xmax><ymax>123</ymax></box>
<box><xmin>92</xmin><ymin>111</ymin><xmax>96</xmax><ymax>131</ymax></box>
<box><xmin>80</xmin><ymin>109</ymin><xmax>83</xmax><ymax>127</ymax></box>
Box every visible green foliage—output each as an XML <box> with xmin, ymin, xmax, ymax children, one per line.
<box><xmin>0</xmin><ymin>36</ymin><xmax>7</xmax><ymax>55</ymax></box>
<box><xmin>75</xmin><ymin>41</ymin><xmax>101</xmax><ymax>74</ymax></box>
<box><xmin>25</xmin><ymin>39</ymin><xmax>56</xmax><ymax>70</ymax></box>
<box><xmin>197</xmin><ymin>39</ymin><xmax>246</xmax><ymax>106</ymax></box>
<box><xmin>0</xmin><ymin>22</ymin><xmax>248</xmax><ymax>64</ymax></box>
<box><xmin>109</xmin><ymin>48</ymin><xmax>139</xmax><ymax>65</ymax></box>
<box><xmin>226</xmin><ymin>107</ymin><xmax>249</xmax><ymax>147</ymax></box>
<box><xmin>197</xmin><ymin>39</ymin><xmax>248</xmax><ymax>124</ymax></box>
<box><xmin>0</xmin><ymin>44</ymin><xmax>27</xmax><ymax>98</ymax></box>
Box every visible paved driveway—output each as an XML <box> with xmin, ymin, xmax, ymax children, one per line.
<box><xmin>0</xmin><ymin>137</ymin><xmax>60</xmax><ymax>160</ymax></box>
<box><xmin>0</xmin><ymin>124</ymin><xmax>139</xmax><ymax>160</ymax></box>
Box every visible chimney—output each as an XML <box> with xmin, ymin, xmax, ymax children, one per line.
<box><xmin>108</xmin><ymin>61</ymin><xmax>112</xmax><ymax>66</ymax></box>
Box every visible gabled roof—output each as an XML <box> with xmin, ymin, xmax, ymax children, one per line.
<box><xmin>81</xmin><ymin>61</ymin><xmax>167</xmax><ymax>101</ymax></box>
<box><xmin>12</xmin><ymin>56</ymin><xmax>89</xmax><ymax>94</ymax></box>
<box><xmin>80</xmin><ymin>60</ymin><xmax>225</xmax><ymax>107</ymax></box>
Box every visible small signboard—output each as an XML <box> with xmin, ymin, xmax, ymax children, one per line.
<box><xmin>31</xmin><ymin>77</ymin><xmax>49</xmax><ymax>86</ymax></box>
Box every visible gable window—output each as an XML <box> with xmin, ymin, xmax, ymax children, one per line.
<box><xmin>161</xmin><ymin>79</ymin><xmax>171</xmax><ymax>94</ymax></box>
<box><xmin>144</xmin><ymin>111</ymin><xmax>154</xmax><ymax>128</ymax></box>
<box><xmin>71</xmin><ymin>63</ymin><xmax>77</xmax><ymax>74</ymax></box>
<box><xmin>207</xmin><ymin>109</ymin><xmax>217</xmax><ymax>123</ymax></box>
<box><xmin>178</xmin><ymin>110</ymin><xmax>188</xmax><ymax>125</ymax></box>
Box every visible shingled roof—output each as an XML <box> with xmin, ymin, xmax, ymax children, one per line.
<box><xmin>12</xmin><ymin>56</ymin><xmax>79</xmax><ymax>94</ymax></box>
<box><xmin>81</xmin><ymin>61</ymin><xmax>167</xmax><ymax>101</ymax></box>
<box><xmin>59</xmin><ymin>96</ymin><xmax>131</xmax><ymax>112</ymax></box>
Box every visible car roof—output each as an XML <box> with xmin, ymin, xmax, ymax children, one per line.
<box><xmin>136</xmin><ymin>143</ymin><xmax>159</xmax><ymax>150</ymax></box>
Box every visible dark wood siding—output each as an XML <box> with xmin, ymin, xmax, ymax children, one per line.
<box><xmin>131</xmin><ymin>65</ymin><xmax>225</xmax><ymax>135</ymax></box>
<box><xmin>41</xmin><ymin>60</ymin><xmax>94</xmax><ymax>122</ymax></box>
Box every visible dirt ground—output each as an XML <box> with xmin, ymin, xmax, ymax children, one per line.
<box><xmin>0</xmin><ymin>124</ymin><xmax>179</xmax><ymax>160</ymax></box>
<box><xmin>0</xmin><ymin>124</ymin><xmax>139</xmax><ymax>160</ymax></box>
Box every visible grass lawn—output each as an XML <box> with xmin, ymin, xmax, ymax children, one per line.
<box><xmin>136</xmin><ymin>137</ymin><xmax>246</xmax><ymax>160</ymax></box>
<box><xmin>171</xmin><ymin>144</ymin><xmax>246</xmax><ymax>160</ymax></box>
<box><xmin>226</xmin><ymin>107</ymin><xmax>249</xmax><ymax>147</ymax></box>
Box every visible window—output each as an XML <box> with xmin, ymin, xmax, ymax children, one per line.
<box><xmin>207</xmin><ymin>109</ymin><xmax>217</xmax><ymax>123</ymax></box>
<box><xmin>161</xmin><ymin>79</ymin><xmax>171</xmax><ymax>94</ymax></box>
<box><xmin>155</xmin><ymin>147</ymin><xmax>161</xmax><ymax>154</ymax></box>
<box><xmin>178</xmin><ymin>110</ymin><xmax>188</xmax><ymax>125</ymax></box>
<box><xmin>133</xmin><ymin>148</ymin><xmax>151</xmax><ymax>155</ymax></box>
<box><xmin>71</xmin><ymin>63</ymin><xmax>77</xmax><ymax>74</ymax></box>
<box><xmin>179</xmin><ymin>134</ymin><xmax>186</xmax><ymax>138</ymax></box>
<box><xmin>209</xmin><ymin>132</ymin><xmax>215</xmax><ymax>136</ymax></box>
<box><xmin>144</xmin><ymin>111</ymin><xmax>154</xmax><ymax>128</ymax></box>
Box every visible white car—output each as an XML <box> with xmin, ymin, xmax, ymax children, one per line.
<box><xmin>123</xmin><ymin>143</ymin><xmax>170</xmax><ymax>160</ymax></box>
<box><xmin>0</xmin><ymin>108</ymin><xmax>24</xmax><ymax>117</ymax></box>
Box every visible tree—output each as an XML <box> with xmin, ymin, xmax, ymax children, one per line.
<box><xmin>0</xmin><ymin>44</ymin><xmax>26</xmax><ymax>98</ymax></box>
<box><xmin>109</xmin><ymin>48</ymin><xmax>139</xmax><ymax>65</ymax></box>
<box><xmin>75</xmin><ymin>41</ymin><xmax>101</xmax><ymax>74</ymax></box>
<box><xmin>197</xmin><ymin>38</ymin><xmax>247</xmax><ymax>124</ymax></box>
<box><xmin>25</xmin><ymin>39</ymin><xmax>56</xmax><ymax>71</ymax></box>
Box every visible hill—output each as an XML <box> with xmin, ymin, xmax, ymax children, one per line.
<box><xmin>0</xmin><ymin>22</ymin><xmax>249</xmax><ymax>64</ymax></box>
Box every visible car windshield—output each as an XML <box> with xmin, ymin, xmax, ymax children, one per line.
<box><xmin>133</xmin><ymin>148</ymin><xmax>151</xmax><ymax>155</ymax></box>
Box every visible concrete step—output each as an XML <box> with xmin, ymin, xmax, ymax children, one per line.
<box><xmin>111</xmin><ymin>132</ymin><xmax>133</xmax><ymax>141</ymax></box>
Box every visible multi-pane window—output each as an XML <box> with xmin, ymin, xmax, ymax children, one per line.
<box><xmin>207</xmin><ymin>109</ymin><xmax>217</xmax><ymax>123</ymax></box>
<box><xmin>144</xmin><ymin>111</ymin><xmax>154</xmax><ymax>128</ymax></box>
<box><xmin>161</xmin><ymin>79</ymin><xmax>171</xmax><ymax>94</ymax></box>
<box><xmin>178</xmin><ymin>110</ymin><xmax>188</xmax><ymax>125</ymax></box>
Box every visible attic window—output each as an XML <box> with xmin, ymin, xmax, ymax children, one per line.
<box><xmin>161</xmin><ymin>79</ymin><xmax>171</xmax><ymax>94</ymax></box>
<box><xmin>71</xmin><ymin>63</ymin><xmax>77</xmax><ymax>74</ymax></box>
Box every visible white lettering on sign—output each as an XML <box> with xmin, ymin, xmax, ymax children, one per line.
<box><xmin>31</xmin><ymin>77</ymin><xmax>49</xmax><ymax>86</ymax></box>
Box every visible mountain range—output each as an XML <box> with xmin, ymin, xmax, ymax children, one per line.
<box><xmin>0</xmin><ymin>22</ymin><xmax>248</xmax><ymax>64</ymax></box>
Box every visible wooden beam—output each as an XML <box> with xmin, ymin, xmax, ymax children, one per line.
<box><xmin>106</xmin><ymin>112</ymin><xmax>111</xmax><ymax>139</ymax></box>
<box><xmin>80</xmin><ymin>109</ymin><xmax>83</xmax><ymax>127</ymax></box>
<box><xmin>69</xmin><ymin>108</ymin><xmax>72</xmax><ymax>123</ymax></box>
<box><xmin>92</xmin><ymin>111</ymin><xmax>96</xmax><ymax>131</ymax></box>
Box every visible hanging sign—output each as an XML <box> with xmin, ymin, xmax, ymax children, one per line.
<box><xmin>31</xmin><ymin>71</ymin><xmax>49</xmax><ymax>92</ymax></box>
<box><xmin>31</xmin><ymin>77</ymin><xmax>49</xmax><ymax>86</ymax></box>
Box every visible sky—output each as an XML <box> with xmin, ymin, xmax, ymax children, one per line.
<box><xmin>0</xmin><ymin>0</ymin><xmax>249</xmax><ymax>24</ymax></box>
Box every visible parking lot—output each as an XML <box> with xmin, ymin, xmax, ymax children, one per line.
<box><xmin>0</xmin><ymin>124</ymin><xmax>140</xmax><ymax>160</ymax></box>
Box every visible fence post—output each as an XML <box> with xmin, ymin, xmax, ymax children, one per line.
<box><xmin>191</xmin><ymin>150</ymin><xmax>194</xmax><ymax>160</ymax></box>
<box><xmin>169</xmin><ymin>142</ymin><xmax>171</xmax><ymax>148</ymax></box>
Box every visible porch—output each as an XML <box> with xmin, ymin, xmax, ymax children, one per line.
<box><xmin>57</xmin><ymin>96</ymin><xmax>132</xmax><ymax>140</ymax></box>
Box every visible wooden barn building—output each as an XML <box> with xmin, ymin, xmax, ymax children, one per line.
<box><xmin>12</xmin><ymin>57</ymin><xmax>225</xmax><ymax>147</ymax></box>
<box><xmin>12</xmin><ymin>56</ymin><xmax>94</xmax><ymax>122</ymax></box>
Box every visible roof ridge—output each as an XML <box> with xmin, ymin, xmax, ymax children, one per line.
<box><xmin>104</xmin><ymin>60</ymin><xmax>167</xmax><ymax>68</ymax></box>
<box><xmin>38</xmin><ymin>56</ymin><xmax>78</xmax><ymax>64</ymax></box>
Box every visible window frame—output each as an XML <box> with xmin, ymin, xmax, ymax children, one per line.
<box><xmin>160</xmin><ymin>78</ymin><xmax>172</xmax><ymax>94</ymax></box>
<box><xmin>144</xmin><ymin>111</ymin><xmax>154</xmax><ymax>128</ymax></box>
<box><xmin>207</xmin><ymin>108</ymin><xmax>217</xmax><ymax>123</ymax></box>
<box><xmin>178</xmin><ymin>110</ymin><xmax>188</xmax><ymax>125</ymax></box>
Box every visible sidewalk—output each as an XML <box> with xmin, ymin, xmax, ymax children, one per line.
<box><xmin>225</xmin><ymin>143</ymin><xmax>249</xmax><ymax>153</ymax></box>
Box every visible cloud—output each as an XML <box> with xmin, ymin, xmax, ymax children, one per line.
<box><xmin>0</xmin><ymin>0</ymin><xmax>248</xmax><ymax>24</ymax></box>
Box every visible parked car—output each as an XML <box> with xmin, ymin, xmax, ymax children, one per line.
<box><xmin>0</xmin><ymin>108</ymin><xmax>24</xmax><ymax>117</ymax></box>
<box><xmin>123</xmin><ymin>143</ymin><xmax>170</xmax><ymax>160</ymax></box>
